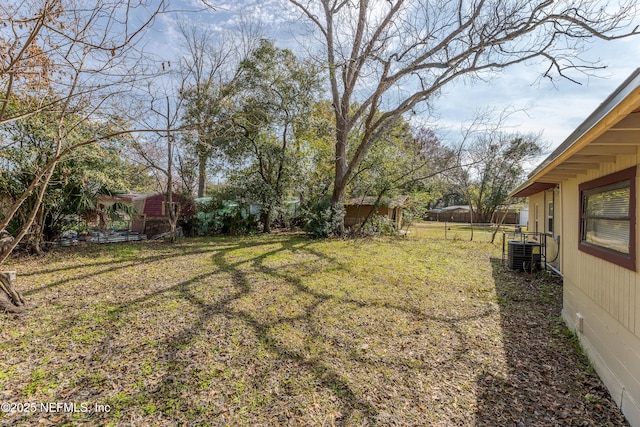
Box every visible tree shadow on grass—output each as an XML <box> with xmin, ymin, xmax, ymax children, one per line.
<box><xmin>111</xmin><ymin>236</ymin><xmax>500</xmax><ymax>426</ymax></box>
<box><xmin>475</xmin><ymin>260</ymin><xmax>627</xmax><ymax>426</ymax></box>
<box><xmin>3</xmin><ymin>234</ymin><xmax>506</xmax><ymax>426</ymax></box>
<box><xmin>206</xmin><ymin>240</ymin><xmax>379</xmax><ymax>425</ymax></box>
<box><xmin>0</xmin><ymin>237</ymin><xmax>299</xmax><ymax>424</ymax></box>
<box><xmin>122</xmin><ymin>237</ymin><xmax>378</xmax><ymax>425</ymax></box>
<box><xmin>19</xmin><ymin>237</ymin><xmax>279</xmax><ymax>296</ymax></box>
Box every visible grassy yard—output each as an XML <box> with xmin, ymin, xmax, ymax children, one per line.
<box><xmin>0</xmin><ymin>229</ymin><xmax>626</xmax><ymax>426</ymax></box>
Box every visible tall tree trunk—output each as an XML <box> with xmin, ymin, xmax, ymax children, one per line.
<box><xmin>165</xmin><ymin>200</ymin><xmax>179</xmax><ymax>242</ymax></box>
<box><xmin>330</xmin><ymin>127</ymin><xmax>349</xmax><ymax>235</ymax></box>
<box><xmin>165</xmin><ymin>96</ymin><xmax>180</xmax><ymax>243</ymax></box>
<box><xmin>29</xmin><ymin>222</ymin><xmax>44</xmax><ymax>256</ymax></box>
<box><xmin>197</xmin><ymin>151</ymin><xmax>207</xmax><ymax>198</ymax></box>
<box><xmin>330</xmin><ymin>185</ymin><xmax>346</xmax><ymax>236</ymax></box>
<box><xmin>28</xmin><ymin>207</ymin><xmax>46</xmax><ymax>256</ymax></box>
<box><xmin>263</xmin><ymin>207</ymin><xmax>272</xmax><ymax>233</ymax></box>
<box><xmin>167</xmin><ymin>147</ymin><xmax>175</xmax><ymax>241</ymax></box>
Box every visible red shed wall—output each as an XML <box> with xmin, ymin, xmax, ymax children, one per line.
<box><xmin>143</xmin><ymin>194</ymin><xmax>165</xmax><ymax>218</ymax></box>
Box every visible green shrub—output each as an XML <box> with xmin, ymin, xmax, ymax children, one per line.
<box><xmin>360</xmin><ymin>215</ymin><xmax>396</xmax><ymax>236</ymax></box>
<box><xmin>193</xmin><ymin>188</ymin><xmax>259</xmax><ymax>235</ymax></box>
<box><xmin>303</xmin><ymin>197</ymin><xmax>345</xmax><ymax>238</ymax></box>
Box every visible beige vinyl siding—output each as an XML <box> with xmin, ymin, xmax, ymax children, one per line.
<box><xmin>559</xmin><ymin>150</ymin><xmax>640</xmax><ymax>424</ymax></box>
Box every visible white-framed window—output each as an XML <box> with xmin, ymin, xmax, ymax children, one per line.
<box><xmin>547</xmin><ymin>201</ymin><xmax>554</xmax><ymax>234</ymax></box>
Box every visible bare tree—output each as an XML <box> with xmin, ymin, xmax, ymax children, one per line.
<box><xmin>445</xmin><ymin>109</ymin><xmax>543</xmax><ymax>241</ymax></box>
<box><xmin>289</xmin><ymin>0</ymin><xmax>639</xmax><ymax>233</ymax></box>
<box><xmin>465</xmin><ymin>132</ymin><xmax>543</xmax><ymax>223</ymax></box>
<box><xmin>125</xmin><ymin>77</ymin><xmax>186</xmax><ymax>242</ymax></box>
<box><xmin>158</xmin><ymin>94</ymin><xmax>182</xmax><ymax>243</ymax></box>
<box><xmin>179</xmin><ymin>19</ymin><xmax>263</xmax><ymax>197</ymax></box>
<box><xmin>179</xmin><ymin>25</ymin><xmax>236</xmax><ymax>198</ymax></box>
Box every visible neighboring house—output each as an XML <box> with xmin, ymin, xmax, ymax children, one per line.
<box><xmin>344</xmin><ymin>195</ymin><xmax>409</xmax><ymax>229</ymax></box>
<box><xmin>510</xmin><ymin>68</ymin><xmax>640</xmax><ymax>426</ymax></box>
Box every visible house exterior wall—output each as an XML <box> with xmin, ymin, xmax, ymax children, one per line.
<box><xmin>547</xmin><ymin>187</ymin><xmax>561</xmax><ymax>273</ymax></box>
<box><xmin>394</xmin><ymin>207</ymin><xmax>403</xmax><ymax>228</ymax></box>
<box><xmin>555</xmin><ymin>151</ymin><xmax>640</xmax><ymax>425</ymax></box>
<box><xmin>527</xmin><ymin>188</ymin><xmax>561</xmax><ymax>272</ymax></box>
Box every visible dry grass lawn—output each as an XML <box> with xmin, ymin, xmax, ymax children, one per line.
<box><xmin>0</xmin><ymin>229</ymin><xmax>627</xmax><ymax>426</ymax></box>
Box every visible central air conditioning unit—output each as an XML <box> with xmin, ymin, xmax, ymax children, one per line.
<box><xmin>507</xmin><ymin>240</ymin><xmax>541</xmax><ymax>272</ymax></box>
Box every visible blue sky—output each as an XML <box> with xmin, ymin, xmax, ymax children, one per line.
<box><xmin>149</xmin><ymin>0</ymin><xmax>640</xmax><ymax>158</ymax></box>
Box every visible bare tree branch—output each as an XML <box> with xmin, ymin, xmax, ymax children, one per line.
<box><xmin>289</xmin><ymin>0</ymin><xmax>639</xmax><ymax>234</ymax></box>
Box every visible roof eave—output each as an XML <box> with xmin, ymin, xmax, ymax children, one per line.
<box><xmin>511</xmin><ymin>68</ymin><xmax>640</xmax><ymax>198</ymax></box>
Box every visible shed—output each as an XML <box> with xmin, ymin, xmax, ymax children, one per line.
<box><xmin>98</xmin><ymin>192</ymin><xmax>193</xmax><ymax>238</ymax></box>
<box><xmin>510</xmin><ymin>68</ymin><xmax>640</xmax><ymax>426</ymax></box>
<box><xmin>344</xmin><ymin>195</ymin><xmax>410</xmax><ymax>229</ymax></box>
